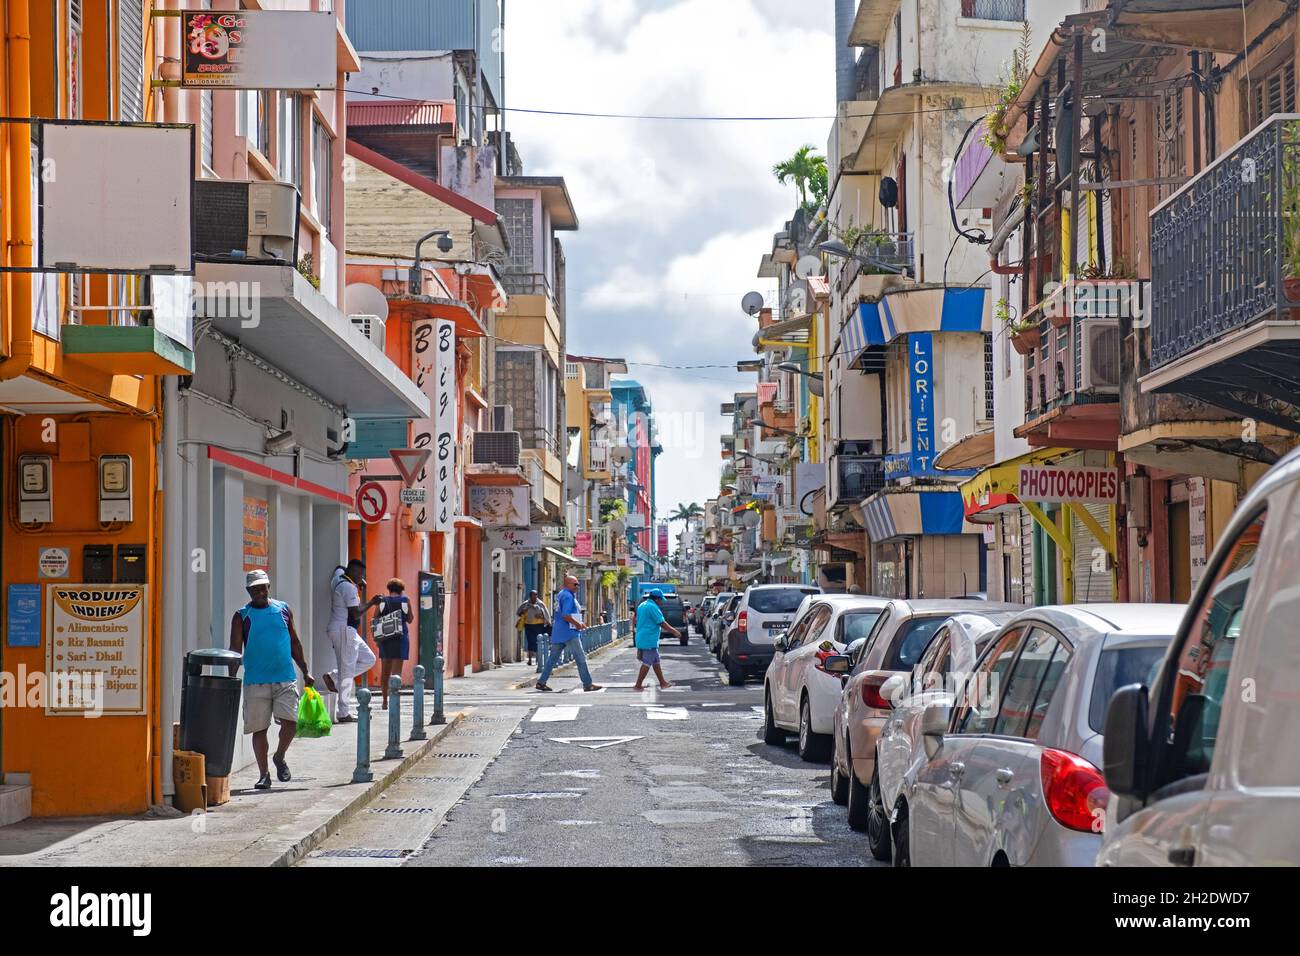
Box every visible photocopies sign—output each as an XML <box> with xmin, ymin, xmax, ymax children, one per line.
<box><xmin>1017</xmin><ymin>465</ymin><xmax>1119</xmax><ymax>505</ymax></box>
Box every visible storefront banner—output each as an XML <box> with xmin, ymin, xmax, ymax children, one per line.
<box><xmin>1017</xmin><ymin>465</ymin><xmax>1119</xmax><ymax>504</ymax></box>
<box><xmin>468</xmin><ymin>486</ymin><xmax>529</xmax><ymax>527</ymax></box>
<box><xmin>574</xmin><ymin>531</ymin><xmax>593</xmax><ymax>558</ymax></box>
<box><xmin>45</xmin><ymin>585</ymin><xmax>147</xmax><ymax>716</ymax></box>
<box><xmin>909</xmin><ymin>333</ymin><xmax>936</xmax><ymax>476</ymax></box>
<box><xmin>410</xmin><ymin>318</ymin><xmax>458</xmax><ymax>532</ymax></box>
<box><xmin>242</xmin><ymin>495</ymin><xmax>270</xmax><ymax>571</ymax></box>
<box><xmin>181</xmin><ymin>10</ymin><xmax>336</xmax><ymax>89</ymax></box>
<box><xmin>488</xmin><ymin>529</ymin><xmax>541</xmax><ymax>552</ymax></box>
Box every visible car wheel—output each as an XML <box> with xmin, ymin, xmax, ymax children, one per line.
<box><xmin>797</xmin><ymin>696</ymin><xmax>831</xmax><ymax>762</ymax></box>
<box><xmin>866</xmin><ymin>764</ymin><xmax>892</xmax><ymax>863</ymax></box>
<box><xmin>829</xmin><ymin>743</ymin><xmax>850</xmax><ymax>806</ymax></box>
<box><xmin>727</xmin><ymin>655</ymin><xmax>746</xmax><ymax>686</ymax></box>
<box><xmin>763</xmin><ymin>689</ymin><xmax>785</xmax><ymax>745</ymax></box>
<box><xmin>845</xmin><ymin>748</ymin><xmax>871</xmax><ymax>832</ymax></box>
<box><xmin>891</xmin><ymin>800</ymin><xmax>910</xmax><ymax>868</ymax></box>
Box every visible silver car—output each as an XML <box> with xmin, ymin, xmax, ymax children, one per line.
<box><xmin>707</xmin><ymin>593</ymin><xmax>738</xmax><ymax>656</ymax></box>
<box><xmin>895</xmin><ymin>604</ymin><xmax>1182</xmax><ymax>867</ymax></box>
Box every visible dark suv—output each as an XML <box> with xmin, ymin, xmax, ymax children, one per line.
<box><xmin>659</xmin><ymin>593</ymin><xmax>688</xmax><ymax>643</ymax></box>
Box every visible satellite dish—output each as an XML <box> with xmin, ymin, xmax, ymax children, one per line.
<box><xmin>795</xmin><ymin>254</ymin><xmax>821</xmax><ymax>279</ymax></box>
<box><xmin>345</xmin><ymin>283</ymin><xmax>389</xmax><ymax>322</ymax></box>
<box><xmin>741</xmin><ymin>291</ymin><xmax>765</xmax><ymax>316</ymax></box>
<box><xmin>610</xmin><ymin>444</ymin><xmax>634</xmax><ymax>464</ymax></box>
<box><xmin>742</xmin><ymin>510</ymin><xmax>761</xmax><ymax>528</ymax></box>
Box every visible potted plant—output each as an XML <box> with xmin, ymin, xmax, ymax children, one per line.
<box><xmin>1000</xmin><ymin>299</ymin><xmax>1041</xmax><ymax>356</ymax></box>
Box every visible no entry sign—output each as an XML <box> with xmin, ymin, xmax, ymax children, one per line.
<box><xmin>356</xmin><ymin>481</ymin><xmax>388</xmax><ymax>524</ymax></box>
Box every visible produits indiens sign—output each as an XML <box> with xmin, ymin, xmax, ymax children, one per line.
<box><xmin>45</xmin><ymin>585</ymin><xmax>147</xmax><ymax>716</ymax></box>
<box><xmin>1017</xmin><ymin>465</ymin><xmax>1119</xmax><ymax>504</ymax></box>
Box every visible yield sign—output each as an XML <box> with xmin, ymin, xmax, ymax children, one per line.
<box><xmin>390</xmin><ymin>448</ymin><xmax>432</xmax><ymax>487</ymax></box>
<box><xmin>356</xmin><ymin>481</ymin><xmax>388</xmax><ymax>524</ymax></box>
<box><xmin>548</xmin><ymin>736</ymin><xmax>644</xmax><ymax>751</ymax></box>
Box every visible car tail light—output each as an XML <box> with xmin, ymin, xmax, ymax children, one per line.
<box><xmin>861</xmin><ymin>673</ymin><xmax>892</xmax><ymax>710</ymax></box>
<box><xmin>1039</xmin><ymin>748</ymin><xmax>1109</xmax><ymax>833</ymax></box>
<box><xmin>736</xmin><ymin>610</ymin><xmax>748</xmax><ymax>632</ymax></box>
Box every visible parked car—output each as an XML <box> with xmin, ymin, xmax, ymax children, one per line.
<box><xmin>763</xmin><ymin>595</ymin><xmax>889</xmax><ymax>760</ymax></box>
<box><xmin>831</xmin><ymin>599</ymin><xmax>1023</xmax><ymax>835</ymax></box>
<box><xmin>694</xmin><ymin>595</ymin><xmax>717</xmax><ymax>634</ymax></box>
<box><xmin>891</xmin><ymin>604</ymin><xmax>1181</xmax><ymax>867</ymax></box>
<box><xmin>659</xmin><ymin>593</ymin><xmax>688</xmax><ymax>642</ymax></box>
<box><xmin>707</xmin><ymin>593</ymin><xmax>738</xmax><ymax>655</ymax></box>
<box><xmin>721</xmin><ymin>584</ymin><xmax>823</xmax><ymax>685</ymax></box>
<box><xmin>1099</xmin><ymin>459</ymin><xmax>1298</xmax><ymax>866</ymax></box>
<box><xmin>856</xmin><ymin>611</ymin><xmax>1018</xmax><ymax>852</ymax></box>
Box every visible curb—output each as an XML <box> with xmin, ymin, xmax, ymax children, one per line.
<box><xmin>509</xmin><ymin>637</ymin><xmax>629</xmax><ymax>690</ymax></box>
<box><xmin>267</xmin><ymin>711</ymin><xmax>466</xmax><ymax>867</ymax></box>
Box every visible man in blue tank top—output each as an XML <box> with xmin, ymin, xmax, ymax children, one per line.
<box><xmin>229</xmin><ymin>569</ymin><xmax>315</xmax><ymax>790</ymax></box>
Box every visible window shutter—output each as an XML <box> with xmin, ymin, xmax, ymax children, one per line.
<box><xmin>117</xmin><ymin>0</ymin><xmax>145</xmax><ymax>122</ymax></box>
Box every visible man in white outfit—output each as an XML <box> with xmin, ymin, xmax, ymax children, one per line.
<box><xmin>324</xmin><ymin>558</ymin><xmax>376</xmax><ymax>722</ymax></box>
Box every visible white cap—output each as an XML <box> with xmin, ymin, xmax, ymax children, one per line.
<box><xmin>246</xmin><ymin>569</ymin><xmax>271</xmax><ymax>589</ymax></box>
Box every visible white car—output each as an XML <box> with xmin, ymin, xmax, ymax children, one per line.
<box><xmin>762</xmin><ymin>595</ymin><xmax>888</xmax><ymax>761</ymax></box>
<box><xmin>1100</xmin><ymin>447</ymin><xmax>1300</xmax><ymax>866</ymax></box>
<box><xmin>869</xmin><ymin>612</ymin><xmax>1016</xmax><ymax>859</ymax></box>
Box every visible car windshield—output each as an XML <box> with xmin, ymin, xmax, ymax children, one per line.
<box><xmin>748</xmin><ymin>588</ymin><xmax>819</xmax><ymax>614</ymax></box>
<box><xmin>840</xmin><ymin>610</ymin><xmax>884</xmax><ymax>645</ymax></box>
<box><xmin>1088</xmin><ymin>644</ymin><xmax>1167</xmax><ymax>732</ymax></box>
<box><xmin>884</xmin><ymin>616</ymin><xmax>952</xmax><ymax>671</ymax></box>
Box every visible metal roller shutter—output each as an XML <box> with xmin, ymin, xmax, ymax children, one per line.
<box><xmin>1071</xmin><ymin>503</ymin><xmax>1114</xmax><ymax>603</ymax></box>
<box><xmin>117</xmin><ymin>0</ymin><xmax>145</xmax><ymax>122</ymax></box>
<box><xmin>1018</xmin><ymin>508</ymin><xmax>1035</xmax><ymax>604</ymax></box>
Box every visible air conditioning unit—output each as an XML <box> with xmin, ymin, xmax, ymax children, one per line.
<box><xmin>1078</xmin><ymin>319</ymin><xmax>1121</xmax><ymax>393</ymax></box>
<box><xmin>492</xmin><ymin>405</ymin><xmax>514</xmax><ymax>431</ymax></box>
<box><xmin>194</xmin><ymin>180</ymin><xmax>300</xmax><ymax>265</ymax></box>
<box><xmin>349</xmin><ymin>314</ymin><xmax>386</xmax><ymax>350</ymax></box>
<box><xmin>472</xmin><ymin>430</ymin><xmax>522</xmax><ymax>466</ymax></box>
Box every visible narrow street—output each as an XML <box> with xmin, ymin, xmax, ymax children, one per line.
<box><xmin>303</xmin><ymin>634</ymin><xmax>874</xmax><ymax>868</ymax></box>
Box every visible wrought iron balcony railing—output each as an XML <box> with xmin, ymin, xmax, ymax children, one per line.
<box><xmin>961</xmin><ymin>0</ymin><xmax>1025</xmax><ymax>21</ymax></box>
<box><xmin>1150</xmin><ymin>115</ymin><xmax>1300</xmax><ymax>370</ymax></box>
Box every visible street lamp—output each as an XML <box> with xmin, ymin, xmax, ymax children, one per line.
<box><xmin>776</xmin><ymin>361</ymin><xmax>824</xmax><ymax>398</ymax></box>
<box><xmin>409</xmin><ymin>229</ymin><xmax>455</xmax><ymax>294</ymax></box>
<box><xmin>819</xmin><ymin>239</ymin><xmax>913</xmax><ymax>279</ymax></box>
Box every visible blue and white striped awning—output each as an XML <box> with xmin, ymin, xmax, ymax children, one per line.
<box><xmin>842</xmin><ymin>286</ymin><xmax>990</xmax><ymax>369</ymax></box>
<box><xmin>855</xmin><ymin>489</ymin><xmax>980</xmax><ymax>543</ymax></box>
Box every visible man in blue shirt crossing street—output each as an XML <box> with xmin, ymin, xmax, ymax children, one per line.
<box><xmin>535</xmin><ymin>574</ymin><xmax>602</xmax><ymax>692</ymax></box>
<box><xmin>633</xmin><ymin>589</ymin><xmax>680</xmax><ymax>691</ymax></box>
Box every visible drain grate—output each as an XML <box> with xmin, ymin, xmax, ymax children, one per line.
<box><xmin>451</xmin><ymin>730</ymin><xmax>502</xmax><ymax>737</ymax></box>
<box><xmin>313</xmin><ymin>847</ymin><xmax>408</xmax><ymax>858</ymax></box>
<box><xmin>404</xmin><ymin>775</ymin><xmax>467</xmax><ymax>783</ymax></box>
<box><xmin>367</xmin><ymin>806</ymin><xmax>438</xmax><ymax>814</ymax></box>
<box><xmin>432</xmin><ymin>752</ymin><xmax>481</xmax><ymax>759</ymax></box>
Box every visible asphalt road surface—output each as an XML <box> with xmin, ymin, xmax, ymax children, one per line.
<box><xmin>392</xmin><ymin>632</ymin><xmax>883</xmax><ymax>867</ymax></box>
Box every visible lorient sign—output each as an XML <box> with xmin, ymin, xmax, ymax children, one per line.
<box><xmin>1017</xmin><ymin>466</ymin><xmax>1119</xmax><ymax>504</ymax></box>
<box><xmin>909</xmin><ymin>333</ymin><xmax>936</xmax><ymax>476</ymax></box>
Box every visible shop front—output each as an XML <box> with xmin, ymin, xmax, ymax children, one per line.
<box><xmin>857</xmin><ymin>487</ymin><xmax>985</xmax><ymax>599</ymax></box>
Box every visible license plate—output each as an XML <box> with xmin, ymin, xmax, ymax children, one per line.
<box><xmin>767</xmin><ymin>622</ymin><xmax>790</xmax><ymax>631</ymax></box>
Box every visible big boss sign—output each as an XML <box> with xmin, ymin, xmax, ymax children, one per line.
<box><xmin>410</xmin><ymin>318</ymin><xmax>457</xmax><ymax>532</ymax></box>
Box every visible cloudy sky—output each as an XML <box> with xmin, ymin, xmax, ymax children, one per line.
<box><xmin>503</xmin><ymin>0</ymin><xmax>836</xmax><ymax>525</ymax></box>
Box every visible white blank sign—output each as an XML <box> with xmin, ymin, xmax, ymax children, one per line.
<box><xmin>40</xmin><ymin>123</ymin><xmax>192</xmax><ymax>273</ymax></box>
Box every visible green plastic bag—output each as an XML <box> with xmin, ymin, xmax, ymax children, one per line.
<box><xmin>295</xmin><ymin>686</ymin><xmax>332</xmax><ymax>738</ymax></box>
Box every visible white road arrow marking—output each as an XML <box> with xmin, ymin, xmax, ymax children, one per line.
<box><xmin>645</xmin><ymin>707</ymin><xmax>688</xmax><ymax>720</ymax></box>
<box><xmin>548</xmin><ymin>736</ymin><xmax>644</xmax><ymax>750</ymax></box>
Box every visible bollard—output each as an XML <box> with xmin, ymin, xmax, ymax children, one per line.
<box><xmin>352</xmin><ymin>688</ymin><xmax>374</xmax><ymax>783</ymax></box>
<box><xmin>431</xmin><ymin>646</ymin><xmax>446</xmax><ymax>725</ymax></box>
<box><xmin>410</xmin><ymin>665</ymin><xmax>427</xmax><ymax>741</ymax></box>
<box><xmin>384</xmin><ymin>675</ymin><xmax>403</xmax><ymax>759</ymax></box>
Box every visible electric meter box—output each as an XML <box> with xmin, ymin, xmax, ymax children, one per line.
<box><xmin>18</xmin><ymin>454</ymin><xmax>53</xmax><ymax>524</ymax></box>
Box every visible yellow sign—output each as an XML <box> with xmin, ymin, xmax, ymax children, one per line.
<box><xmin>45</xmin><ymin>585</ymin><xmax>148</xmax><ymax>716</ymax></box>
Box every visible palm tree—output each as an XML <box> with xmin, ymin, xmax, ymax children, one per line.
<box><xmin>669</xmin><ymin>502</ymin><xmax>704</xmax><ymax>527</ymax></box>
<box><xmin>773</xmin><ymin>145</ymin><xmax>828</xmax><ymax>210</ymax></box>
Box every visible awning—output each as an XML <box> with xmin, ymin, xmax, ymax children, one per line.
<box><xmin>959</xmin><ymin>447</ymin><xmax>1074</xmax><ymax>524</ymax></box>
<box><xmin>194</xmin><ymin>262</ymin><xmax>430</xmax><ymax>419</ymax></box>
<box><xmin>544</xmin><ymin>546</ymin><xmax>588</xmax><ymax>564</ymax></box>
<box><xmin>934</xmin><ymin>429</ymin><xmax>995</xmax><ymax>472</ymax></box>
<box><xmin>843</xmin><ymin>286</ymin><xmax>989</xmax><ymax>368</ymax></box>
<box><xmin>386</xmin><ymin>295</ymin><xmax>486</xmax><ymax>339</ymax></box>
<box><xmin>855</xmin><ymin>488</ymin><xmax>981</xmax><ymax>543</ymax></box>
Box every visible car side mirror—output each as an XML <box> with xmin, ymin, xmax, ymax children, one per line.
<box><xmin>822</xmin><ymin>654</ymin><xmax>850</xmax><ymax>675</ymax></box>
<box><xmin>921</xmin><ymin>701</ymin><xmax>950</xmax><ymax>760</ymax></box>
<box><xmin>773</xmin><ymin>635</ymin><xmax>788</xmax><ymax>652</ymax></box>
<box><xmin>1102</xmin><ymin>683</ymin><xmax>1151</xmax><ymax>800</ymax></box>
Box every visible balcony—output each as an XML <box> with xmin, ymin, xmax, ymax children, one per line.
<box><xmin>586</xmin><ymin>438</ymin><xmax>611</xmax><ymax>477</ymax></box>
<box><xmin>827</xmin><ymin>454</ymin><xmax>885</xmax><ymax>512</ymax></box>
<box><xmin>1143</xmin><ymin>115</ymin><xmax>1300</xmax><ymax>433</ymax></box>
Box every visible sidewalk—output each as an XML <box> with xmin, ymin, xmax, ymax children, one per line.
<box><xmin>0</xmin><ymin>667</ymin><xmax>490</xmax><ymax>867</ymax></box>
